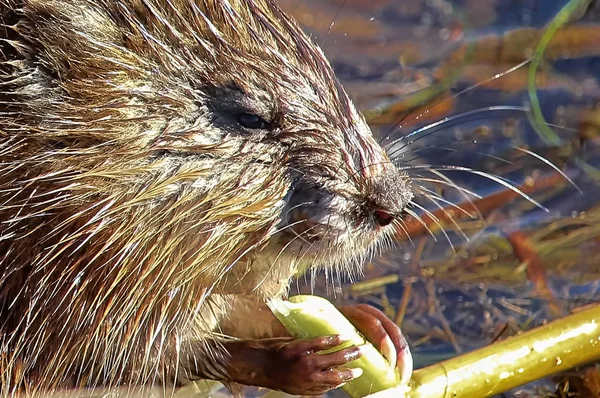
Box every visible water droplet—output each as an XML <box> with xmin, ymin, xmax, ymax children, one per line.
<box><xmin>555</xmin><ymin>357</ymin><xmax>562</xmax><ymax>365</ymax></box>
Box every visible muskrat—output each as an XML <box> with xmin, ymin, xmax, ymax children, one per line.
<box><xmin>0</xmin><ymin>0</ymin><xmax>413</xmax><ymax>396</ymax></box>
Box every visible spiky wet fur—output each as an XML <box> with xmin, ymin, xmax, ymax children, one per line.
<box><xmin>0</xmin><ymin>0</ymin><xmax>411</xmax><ymax>395</ymax></box>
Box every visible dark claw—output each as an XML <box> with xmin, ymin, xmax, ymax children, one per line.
<box><xmin>339</xmin><ymin>304</ymin><xmax>413</xmax><ymax>384</ymax></box>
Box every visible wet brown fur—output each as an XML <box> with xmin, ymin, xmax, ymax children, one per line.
<box><xmin>0</xmin><ymin>0</ymin><xmax>411</xmax><ymax>395</ymax></box>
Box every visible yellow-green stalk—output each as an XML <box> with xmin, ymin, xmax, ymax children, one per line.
<box><xmin>400</xmin><ymin>303</ymin><xmax>600</xmax><ymax>398</ymax></box>
<box><xmin>267</xmin><ymin>295</ymin><xmax>407</xmax><ymax>398</ymax></box>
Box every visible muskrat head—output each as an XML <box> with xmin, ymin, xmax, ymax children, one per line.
<box><xmin>0</xmin><ymin>0</ymin><xmax>411</xmax><ymax>302</ymax></box>
<box><xmin>194</xmin><ymin>3</ymin><xmax>416</xmax><ymax>277</ymax></box>
<box><xmin>185</xmin><ymin>2</ymin><xmax>414</xmax><ymax>278</ymax></box>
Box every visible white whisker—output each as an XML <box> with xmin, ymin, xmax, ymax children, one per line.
<box><xmin>404</xmin><ymin>206</ymin><xmax>437</xmax><ymax>242</ymax></box>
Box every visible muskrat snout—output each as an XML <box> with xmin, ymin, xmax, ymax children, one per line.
<box><xmin>363</xmin><ymin>168</ymin><xmax>413</xmax><ymax>228</ymax></box>
<box><xmin>277</xmin><ymin>157</ymin><xmax>412</xmax><ymax>266</ymax></box>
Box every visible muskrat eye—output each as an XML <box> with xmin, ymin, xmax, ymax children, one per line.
<box><xmin>236</xmin><ymin>113</ymin><xmax>269</xmax><ymax>129</ymax></box>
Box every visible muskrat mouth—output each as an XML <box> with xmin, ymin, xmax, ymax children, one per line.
<box><xmin>277</xmin><ymin>192</ymin><xmax>391</xmax><ymax>254</ymax></box>
<box><xmin>283</xmin><ymin>207</ymin><xmax>350</xmax><ymax>245</ymax></box>
<box><xmin>276</xmin><ymin>173</ymin><xmax>409</xmax><ymax>255</ymax></box>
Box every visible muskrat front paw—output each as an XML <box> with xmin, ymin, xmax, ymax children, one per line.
<box><xmin>203</xmin><ymin>335</ymin><xmax>363</xmax><ymax>395</ymax></box>
<box><xmin>263</xmin><ymin>335</ymin><xmax>363</xmax><ymax>395</ymax></box>
<box><xmin>339</xmin><ymin>304</ymin><xmax>413</xmax><ymax>384</ymax></box>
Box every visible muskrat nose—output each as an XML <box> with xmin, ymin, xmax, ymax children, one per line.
<box><xmin>363</xmin><ymin>166</ymin><xmax>412</xmax><ymax>228</ymax></box>
<box><xmin>373</xmin><ymin>209</ymin><xmax>395</xmax><ymax>227</ymax></box>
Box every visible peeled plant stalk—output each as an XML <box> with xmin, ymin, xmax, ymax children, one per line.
<box><xmin>267</xmin><ymin>295</ymin><xmax>405</xmax><ymax>398</ymax></box>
